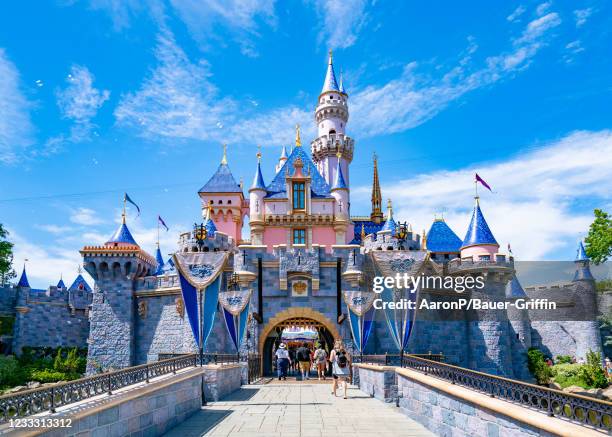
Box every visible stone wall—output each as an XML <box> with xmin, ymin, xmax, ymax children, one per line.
<box><xmin>354</xmin><ymin>365</ymin><xmax>601</xmax><ymax>437</ymax></box>
<box><xmin>32</xmin><ymin>369</ymin><xmax>204</xmax><ymax>437</ymax></box>
<box><xmin>203</xmin><ymin>364</ymin><xmax>242</xmax><ymax>401</ymax></box>
<box><xmin>354</xmin><ymin>364</ymin><xmax>396</xmax><ymax>402</ymax></box>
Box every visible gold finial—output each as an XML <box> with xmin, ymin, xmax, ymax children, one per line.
<box><xmin>295</xmin><ymin>124</ymin><xmax>302</xmax><ymax>147</ymax></box>
<box><xmin>360</xmin><ymin>223</ymin><xmax>365</xmax><ymax>238</ymax></box>
<box><xmin>387</xmin><ymin>198</ymin><xmax>392</xmax><ymax>211</ymax></box>
<box><xmin>256</xmin><ymin>145</ymin><xmax>262</xmax><ymax>162</ymax></box>
<box><xmin>221</xmin><ymin>144</ymin><xmax>228</xmax><ymax>164</ymax></box>
<box><xmin>336</xmin><ymin>149</ymin><xmax>342</xmax><ymax>159</ymax></box>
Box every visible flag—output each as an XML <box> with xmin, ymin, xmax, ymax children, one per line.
<box><xmin>124</xmin><ymin>193</ymin><xmax>141</xmax><ymax>216</ymax></box>
<box><xmin>158</xmin><ymin>215</ymin><xmax>169</xmax><ymax>231</ymax></box>
<box><xmin>508</xmin><ymin>243</ymin><xmax>512</xmax><ymax>254</ymax></box>
<box><xmin>475</xmin><ymin>173</ymin><xmax>492</xmax><ymax>191</ymax></box>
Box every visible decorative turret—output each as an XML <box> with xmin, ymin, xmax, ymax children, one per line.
<box><xmin>370</xmin><ymin>153</ymin><xmax>383</xmax><ymax>223</ymax></box>
<box><xmin>339</xmin><ymin>68</ymin><xmax>347</xmax><ymax>95</ymax></box>
<box><xmin>106</xmin><ymin>215</ymin><xmax>138</xmax><ymax>247</ymax></box>
<box><xmin>379</xmin><ymin>199</ymin><xmax>396</xmax><ymax>236</ymax></box>
<box><xmin>249</xmin><ymin>148</ymin><xmax>267</xmax><ymax>245</ymax></box>
<box><xmin>17</xmin><ymin>265</ymin><xmax>30</xmax><ymax>288</ymax></box>
<box><xmin>69</xmin><ymin>272</ymin><xmax>92</xmax><ymax>292</ymax></box>
<box><xmin>57</xmin><ymin>276</ymin><xmax>66</xmax><ymax>289</ymax></box>
<box><xmin>198</xmin><ymin>144</ymin><xmax>246</xmax><ymax>241</ymax></box>
<box><xmin>275</xmin><ymin>145</ymin><xmax>288</xmax><ymax>173</ymax></box>
<box><xmin>331</xmin><ymin>151</ymin><xmax>348</xmax><ymax>191</ymax></box>
<box><xmin>425</xmin><ymin>218</ymin><xmax>462</xmax><ymax>258</ymax></box>
<box><xmin>331</xmin><ymin>150</ymin><xmax>349</xmax><ymax>242</ymax></box>
<box><xmin>311</xmin><ymin>49</ymin><xmax>354</xmax><ymax>187</ymax></box>
<box><xmin>574</xmin><ymin>241</ymin><xmax>594</xmax><ymax>281</ymax></box>
<box><xmin>460</xmin><ymin>197</ymin><xmax>499</xmax><ymax>260</ymax></box>
<box><xmin>204</xmin><ymin>201</ymin><xmax>217</xmax><ymax>237</ymax></box>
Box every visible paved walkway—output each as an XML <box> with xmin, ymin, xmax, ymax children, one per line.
<box><xmin>163</xmin><ymin>381</ymin><xmax>434</xmax><ymax>437</ymax></box>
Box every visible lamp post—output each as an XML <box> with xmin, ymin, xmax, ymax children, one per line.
<box><xmin>193</xmin><ymin>221</ymin><xmax>208</xmax><ymax>405</ymax></box>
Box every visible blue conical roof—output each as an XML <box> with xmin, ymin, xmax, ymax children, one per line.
<box><xmin>576</xmin><ymin>241</ymin><xmax>589</xmax><ymax>261</ymax></box>
<box><xmin>280</xmin><ymin>145</ymin><xmax>288</xmax><ymax>160</ymax></box>
<box><xmin>331</xmin><ymin>159</ymin><xmax>348</xmax><ymax>190</ymax></box>
<box><xmin>505</xmin><ymin>275</ymin><xmax>527</xmax><ymax>299</ymax></box>
<box><xmin>205</xmin><ymin>218</ymin><xmax>217</xmax><ymax>237</ymax></box>
<box><xmin>426</xmin><ymin>219</ymin><xmax>462</xmax><ymax>253</ymax></box>
<box><xmin>250</xmin><ymin>161</ymin><xmax>266</xmax><ymax>191</ymax></box>
<box><xmin>339</xmin><ymin>70</ymin><xmax>346</xmax><ymax>94</ymax></box>
<box><xmin>155</xmin><ymin>245</ymin><xmax>165</xmax><ymax>275</ymax></box>
<box><xmin>199</xmin><ymin>163</ymin><xmax>242</xmax><ymax>193</ymax></box>
<box><xmin>106</xmin><ymin>221</ymin><xmax>138</xmax><ymax>246</ymax></box>
<box><xmin>462</xmin><ymin>199</ymin><xmax>498</xmax><ymax>248</ymax></box>
<box><xmin>265</xmin><ymin>146</ymin><xmax>332</xmax><ymax>199</ymax></box>
<box><xmin>321</xmin><ymin>52</ymin><xmax>340</xmax><ymax>94</ymax></box>
<box><xmin>57</xmin><ymin>278</ymin><xmax>66</xmax><ymax>289</ymax></box>
<box><xmin>17</xmin><ymin>266</ymin><xmax>30</xmax><ymax>288</ymax></box>
<box><xmin>69</xmin><ymin>274</ymin><xmax>92</xmax><ymax>292</ymax></box>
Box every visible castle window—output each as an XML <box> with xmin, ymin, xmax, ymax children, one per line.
<box><xmin>293</xmin><ymin>229</ymin><xmax>305</xmax><ymax>245</ymax></box>
<box><xmin>228</xmin><ymin>200</ymin><xmax>232</xmax><ymax>204</ymax></box>
<box><xmin>293</xmin><ymin>182</ymin><xmax>305</xmax><ymax>210</ymax></box>
<box><xmin>479</xmin><ymin>255</ymin><xmax>491</xmax><ymax>261</ymax></box>
<box><xmin>218</xmin><ymin>200</ymin><xmax>223</xmax><ymax>204</ymax></box>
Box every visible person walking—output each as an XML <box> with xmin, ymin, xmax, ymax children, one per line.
<box><xmin>314</xmin><ymin>343</ymin><xmax>328</xmax><ymax>380</ymax></box>
<box><xmin>288</xmin><ymin>347</ymin><xmax>297</xmax><ymax>375</ymax></box>
<box><xmin>275</xmin><ymin>343</ymin><xmax>291</xmax><ymax>380</ymax></box>
<box><xmin>330</xmin><ymin>340</ymin><xmax>351</xmax><ymax>398</ymax></box>
<box><xmin>296</xmin><ymin>342</ymin><xmax>312</xmax><ymax>381</ymax></box>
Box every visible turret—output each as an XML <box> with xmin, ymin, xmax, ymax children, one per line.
<box><xmin>370</xmin><ymin>153</ymin><xmax>383</xmax><ymax>223</ymax></box>
<box><xmin>331</xmin><ymin>151</ymin><xmax>349</xmax><ymax>243</ymax></box>
<box><xmin>250</xmin><ymin>149</ymin><xmax>267</xmax><ymax>245</ymax></box>
<box><xmin>275</xmin><ymin>145</ymin><xmax>288</xmax><ymax>173</ymax></box>
<box><xmin>81</xmin><ymin>213</ymin><xmax>156</xmax><ymax>373</ymax></box>
<box><xmin>56</xmin><ymin>276</ymin><xmax>66</xmax><ymax>289</ymax></box>
<box><xmin>198</xmin><ymin>145</ymin><xmax>246</xmax><ymax>242</ymax></box>
<box><xmin>17</xmin><ymin>265</ymin><xmax>30</xmax><ymax>288</ymax></box>
<box><xmin>574</xmin><ymin>241</ymin><xmax>594</xmax><ymax>281</ymax></box>
<box><xmin>460</xmin><ymin>196</ymin><xmax>499</xmax><ymax>260</ymax></box>
<box><xmin>311</xmin><ymin>50</ymin><xmax>354</xmax><ymax>187</ymax></box>
<box><xmin>425</xmin><ymin>218</ymin><xmax>462</xmax><ymax>262</ymax></box>
<box><xmin>154</xmin><ymin>244</ymin><xmax>165</xmax><ymax>276</ymax></box>
<box><xmin>505</xmin><ymin>274</ymin><xmax>533</xmax><ymax>380</ymax></box>
<box><xmin>378</xmin><ymin>199</ymin><xmax>396</xmax><ymax>237</ymax></box>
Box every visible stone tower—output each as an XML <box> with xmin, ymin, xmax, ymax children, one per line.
<box><xmin>81</xmin><ymin>216</ymin><xmax>156</xmax><ymax>373</ymax></box>
<box><xmin>311</xmin><ymin>50</ymin><xmax>354</xmax><ymax>189</ymax></box>
<box><xmin>249</xmin><ymin>149</ymin><xmax>267</xmax><ymax>245</ymax></box>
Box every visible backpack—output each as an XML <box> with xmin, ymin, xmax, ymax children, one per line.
<box><xmin>297</xmin><ymin>348</ymin><xmax>309</xmax><ymax>362</ymax></box>
<box><xmin>337</xmin><ymin>350</ymin><xmax>348</xmax><ymax>368</ymax></box>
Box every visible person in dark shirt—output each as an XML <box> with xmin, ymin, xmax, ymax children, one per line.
<box><xmin>296</xmin><ymin>342</ymin><xmax>312</xmax><ymax>381</ymax></box>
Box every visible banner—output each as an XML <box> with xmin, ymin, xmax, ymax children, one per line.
<box><xmin>173</xmin><ymin>252</ymin><xmax>228</xmax><ymax>348</ymax></box>
<box><xmin>219</xmin><ymin>289</ymin><xmax>253</xmax><ymax>351</ymax></box>
<box><xmin>370</xmin><ymin>251</ymin><xmax>427</xmax><ymax>352</ymax></box>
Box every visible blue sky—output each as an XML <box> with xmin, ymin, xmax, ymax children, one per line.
<box><xmin>0</xmin><ymin>1</ymin><xmax>611</xmax><ymax>287</ymax></box>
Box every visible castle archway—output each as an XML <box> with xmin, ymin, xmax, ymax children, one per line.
<box><xmin>259</xmin><ymin>308</ymin><xmax>340</xmax><ymax>376</ymax></box>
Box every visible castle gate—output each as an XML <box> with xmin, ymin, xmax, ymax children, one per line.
<box><xmin>258</xmin><ymin>308</ymin><xmax>340</xmax><ymax>375</ymax></box>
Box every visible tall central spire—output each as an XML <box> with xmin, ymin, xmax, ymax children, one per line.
<box><xmin>295</xmin><ymin>124</ymin><xmax>302</xmax><ymax>147</ymax></box>
<box><xmin>321</xmin><ymin>49</ymin><xmax>340</xmax><ymax>94</ymax></box>
<box><xmin>221</xmin><ymin>144</ymin><xmax>228</xmax><ymax>165</ymax></box>
<box><xmin>370</xmin><ymin>153</ymin><xmax>383</xmax><ymax>223</ymax></box>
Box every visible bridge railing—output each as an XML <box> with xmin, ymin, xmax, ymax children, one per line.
<box><xmin>0</xmin><ymin>354</ymin><xmax>198</xmax><ymax>424</ymax></box>
<box><xmin>400</xmin><ymin>355</ymin><xmax>612</xmax><ymax>432</ymax></box>
<box><xmin>353</xmin><ymin>353</ymin><xmax>445</xmax><ymax>366</ymax></box>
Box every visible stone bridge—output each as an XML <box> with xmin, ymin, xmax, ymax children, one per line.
<box><xmin>1</xmin><ymin>357</ymin><xmax>609</xmax><ymax>437</ymax></box>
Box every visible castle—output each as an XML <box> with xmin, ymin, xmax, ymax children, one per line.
<box><xmin>0</xmin><ymin>52</ymin><xmax>603</xmax><ymax>380</ymax></box>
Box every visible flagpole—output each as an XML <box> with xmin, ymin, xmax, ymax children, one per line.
<box><xmin>157</xmin><ymin>218</ymin><xmax>160</xmax><ymax>247</ymax></box>
<box><xmin>122</xmin><ymin>194</ymin><xmax>127</xmax><ymax>224</ymax></box>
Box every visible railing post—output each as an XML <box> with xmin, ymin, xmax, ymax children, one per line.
<box><xmin>107</xmin><ymin>373</ymin><xmax>112</xmax><ymax>395</ymax></box>
<box><xmin>146</xmin><ymin>364</ymin><xmax>149</xmax><ymax>383</ymax></box>
<box><xmin>50</xmin><ymin>386</ymin><xmax>56</xmax><ymax>413</ymax></box>
<box><xmin>547</xmin><ymin>390</ymin><xmax>554</xmax><ymax>416</ymax></box>
<box><xmin>173</xmin><ymin>359</ymin><xmax>176</xmax><ymax>374</ymax></box>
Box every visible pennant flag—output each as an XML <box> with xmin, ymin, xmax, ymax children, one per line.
<box><xmin>220</xmin><ymin>289</ymin><xmax>252</xmax><ymax>351</ymax></box>
<box><xmin>507</xmin><ymin>243</ymin><xmax>513</xmax><ymax>254</ymax></box>
<box><xmin>475</xmin><ymin>173</ymin><xmax>492</xmax><ymax>191</ymax></box>
<box><xmin>344</xmin><ymin>291</ymin><xmax>377</xmax><ymax>353</ymax></box>
<box><xmin>124</xmin><ymin>193</ymin><xmax>141</xmax><ymax>215</ymax></box>
<box><xmin>158</xmin><ymin>215</ymin><xmax>169</xmax><ymax>231</ymax></box>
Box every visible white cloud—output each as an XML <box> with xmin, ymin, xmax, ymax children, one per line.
<box><xmin>70</xmin><ymin>207</ymin><xmax>104</xmax><ymax>226</ymax></box>
<box><xmin>574</xmin><ymin>8</ymin><xmax>593</xmax><ymax>27</ymax></box>
<box><xmin>348</xmin><ymin>10</ymin><xmax>561</xmax><ymax>138</ymax></box>
<box><xmin>35</xmin><ymin>224</ymin><xmax>74</xmax><ymax>234</ymax></box>
<box><xmin>352</xmin><ymin>130</ymin><xmax>612</xmax><ymax>260</ymax></box>
<box><xmin>46</xmin><ymin>65</ymin><xmax>110</xmax><ymax>152</ymax></box>
<box><xmin>507</xmin><ymin>5</ymin><xmax>525</xmax><ymax>22</ymax></box>
<box><xmin>313</xmin><ymin>0</ymin><xmax>368</xmax><ymax>49</ymax></box>
<box><xmin>563</xmin><ymin>40</ymin><xmax>584</xmax><ymax>63</ymax></box>
<box><xmin>169</xmin><ymin>0</ymin><xmax>276</xmax><ymax>57</ymax></box>
<box><xmin>0</xmin><ymin>48</ymin><xmax>34</xmax><ymax>164</ymax></box>
<box><xmin>535</xmin><ymin>1</ymin><xmax>551</xmax><ymax>16</ymax></box>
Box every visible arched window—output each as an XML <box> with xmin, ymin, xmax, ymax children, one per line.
<box><xmin>228</xmin><ymin>200</ymin><xmax>232</xmax><ymax>204</ymax></box>
<box><xmin>329</xmin><ymin>129</ymin><xmax>336</xmax><ymax>135</ymax></box>
<box><xmin>218</xmin><ymin>200</ymin><xmax>223</xmax><ymax>204</ymax></box>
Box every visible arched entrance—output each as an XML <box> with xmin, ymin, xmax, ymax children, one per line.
<box><xmin>259</xmin><ymin>308</ymin><xmax>340</xmax><ymax>376</ymax></box>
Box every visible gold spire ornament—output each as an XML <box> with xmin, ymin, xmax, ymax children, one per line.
<box><xmin>295</xmin><ymin>124</ymin><xmax>302</xmax><ymax>147</ymax></box>
<box><xmin>221</xmin><ymin>144</ymin><xmax>228</xmax><ymax>164</ymax></box>
<box><xmin>257</xmin><ymin>145</ymin><xmax>262</xmax><ymax>162</ymax></box>
<box><xmin>370</xmin><ymin>153</ymin><xmax>383</xmax><ymax>223</ymax></box>
<box><xmin>360</xmin><ymin>223</ymin><xmax>366</xmax><ymax>244</ymax></box>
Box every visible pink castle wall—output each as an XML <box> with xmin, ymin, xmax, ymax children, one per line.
<box><xmin>263</xmin><ymin>228</ymin><xmax>286</xmax><ymax>251</ymax></box>
<box><xmin>312</xmin><ymin>227</ymin><xmax>336</xmax><ymax>252</ymax></box>
<box><xmin>461</xmin><ymin>245</ymin><xmax>499</xmax><ymax>260</ymax></box>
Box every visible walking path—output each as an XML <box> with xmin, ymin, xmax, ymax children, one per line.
<box><xmin>163</xmin><ymin>381</ymin><xmax>434</xmax><ymax>437</ymax></box>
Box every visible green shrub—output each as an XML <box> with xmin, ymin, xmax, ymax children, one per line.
<box><xmin>581</xmin><ymin>350</ymin><xmax>608</xmax><ymax>389</ymax></box>
<box><xmin>552</xmin><ymin>363</ymin><xmax>589</xmax><ymax>389</ymax></box>
<box><xmin>555</xmin><ymin>355</ymin><xmax>572</xmax><ymax>364</ymax></box>
<box><xmin>527</xmin><ymin>347</ymin><xmax>553</xmax><ymax>385</ymax></box>
<box><xmin>28</xmin><ymin>369</ymin><xmax>79</xmax><ymax>383</ymax></box>
<box><xmin>0</xmin><ymin>356</ymin><xmax>25</xmax><ymax>387</ymax></box>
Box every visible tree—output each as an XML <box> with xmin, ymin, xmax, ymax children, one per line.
<box><xmin>585</xmin><ymin>209</ymin><xmax>612</xmax><ymax>265</ymax></box>
<box><xmin>0</xmin><ymin>224</ymin><xmax>16</xmax><ymax>285</ymax></box>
